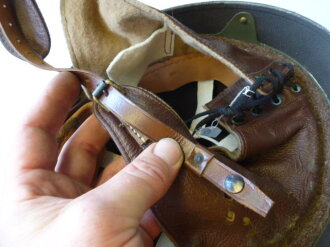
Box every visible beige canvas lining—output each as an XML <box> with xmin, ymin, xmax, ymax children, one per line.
<box><xmin>61</xmin><ymin>0</ymin><xmax>254</xmax><ymax>82</ymax></box>
<box><xmin>106</xmin><ymin>25</ymin><xmax>175</xmax><ymax>86</ymax></box>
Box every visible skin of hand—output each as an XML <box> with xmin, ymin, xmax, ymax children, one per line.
<box><xmin>0</xmin><ymin>72</ymin><xmax>183</xmax><ymax>247</ymax></box>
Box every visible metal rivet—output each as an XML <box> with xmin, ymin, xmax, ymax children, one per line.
<box><xmin>8</xmin><ymin>22</ymin><xmax>13</xmax><ymax>27</ymax></box>
<box><xmin>16</xmin><ymin>39</ymin><xmax>21</xmax><ymax>43</ymax></box>
<box><xmin>3</xmin><ymin>4</ymin><xmax>7</xmax><ymax>8</ymax></box>
<box><xmin>224</xmin><ymin>174</ymin><xmax>245</xmax><ymax>193</ymax></box>
<box><xmin>240</xmin><ymin>16</ymin><xmax>248</xmax><ymax>24</ymax></box>
<box><xmin>226</xmin><ymin>211</ymin><xmax>235</xmax><ymax>222</ymax></box>
<box><xmin>243</xmin><ymin>217</ymin><xmax>251</xmax><ymax>226</ymax></box>
<box><xmin>193</xmin><ymin>153</ymin><xmax>204</xmax><ymax>164</ymax></box>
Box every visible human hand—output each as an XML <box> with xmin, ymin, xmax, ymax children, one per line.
<box><xmin>0</xmin><ymin>72</ymin><xmax>183</xmax><ymax>247</ymax></box>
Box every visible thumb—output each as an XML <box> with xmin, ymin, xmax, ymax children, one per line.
<box><xmin>92</xmin><ymin>138</ymin><xmax>183</xmax><ymax>219</ymax></box>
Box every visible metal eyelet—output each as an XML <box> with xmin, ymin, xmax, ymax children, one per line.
<box><xmin>271</xmin><ymin>95</ymin><xmax>283</xmax><ymax>106</ymax></box>
<box><xmin>251</xmin><ymin>106</ymin><xmax>262</xmax><ymax>116</ymax></box>
<box><xmin>290</xmin><ymin>83</ymin><xmax>302</xmax><ymax>94</ymax></box>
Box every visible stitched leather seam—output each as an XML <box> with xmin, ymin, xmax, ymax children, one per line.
<box><xmin>163</xmin><ymin>29</ymin><xmax>174</xmax><ymax>55</ymax></box>
<box><xmin>127</xmin><ymin>124</ymin><xmax>148</xmax><ymax>143</ymax></box>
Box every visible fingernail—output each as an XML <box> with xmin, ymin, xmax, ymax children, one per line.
<box><xmin>153</xmin><ymin>138</ymin><xmax>183</xmax><ymax>167</ymax></box>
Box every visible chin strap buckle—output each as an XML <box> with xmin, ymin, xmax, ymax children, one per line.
<box><xmin>92</xmin><ymin>79</ymin><xmax>125</xmax><ymax>112</ymax></box>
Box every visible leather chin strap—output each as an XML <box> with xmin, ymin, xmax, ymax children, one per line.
<box><xmin>0</xmin><ymin>0</ymin><xmax>273</xmax><ymax>216</ymax></box>
<box><xmin>98</xmin><ymin>86</ymin><xmax>273</xmax><ymax>216</ymax></box>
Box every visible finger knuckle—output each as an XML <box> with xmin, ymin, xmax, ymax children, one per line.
<box><xmin>74</xmin><ymin>141</ymin><xmax>99</xmax><ymax>156</ymax></box>
<box><xmin>129</xmin><ymin>156</ymin><xmax>169</xmax><ymax>189</ymax></box>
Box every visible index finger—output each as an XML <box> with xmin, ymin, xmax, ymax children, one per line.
<box><xmin>12</xmin><ymin>72</ymin><xmax>81</xmax><ymax>172</ymax></box>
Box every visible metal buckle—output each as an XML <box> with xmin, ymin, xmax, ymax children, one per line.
<box><xmin>104</xmin><ymin>79</ymin><xmax>126</xmax><ymax>95</ymax></box>
<box><xmin>241</xmin><ymin>86</ymin><xmax>255</xmax><ymax>98</ymax></box>
<box><xmin>92</xmin><ymin>79</ymin><xmax>125</xmax><ymax>112</ymax></box>
<box><xmin>227</xmin><ymin>86</ymin><xmax>255</xmax><ymax>109</ymax></box>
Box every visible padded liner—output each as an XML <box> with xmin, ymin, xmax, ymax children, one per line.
<box><xmin>165</xmin><ymin>3</ymin><xmax>330</xmax><ymax>246</ymax></box>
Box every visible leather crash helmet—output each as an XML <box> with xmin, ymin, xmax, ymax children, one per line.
<box><xmin>0</xmin><ymin>1</ymin><xmax>329</xmax><ymax>247</ymax></box>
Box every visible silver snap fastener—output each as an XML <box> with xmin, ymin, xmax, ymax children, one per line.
<box><xmin>194</xmin><ymin>153</ymin><xmax>204</xmax><ymax>164</ymax></box>
<box><xmin>224</xmin><ymin>174</ymin><xmax>245</xmax><ymax>193</ymax></box>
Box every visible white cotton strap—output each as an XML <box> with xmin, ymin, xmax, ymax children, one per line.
<box><xmin>190</xmin><ymin>80</ymin><xmax>214</xmax><ymax>131</ymax></box>
<box><xmin>190</xmin><ymin>80</ymin><xmax>240</xmax><ymax>152</ymax></box>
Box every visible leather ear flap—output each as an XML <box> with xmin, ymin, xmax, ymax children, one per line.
<box><xmin>0</xmin><ymin>0</ymin><xmax>50</xmax><ymax>59</ymax></box>
<box><xmin>0</xmin><ymin>27</ymin><xmax>21</xmax><ymax>58</ymax></box>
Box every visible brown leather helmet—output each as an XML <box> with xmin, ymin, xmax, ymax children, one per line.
<box><xmin>1</xmin><ymin>1</ymin><xmax>329</xmax><ymax>247</ymax></box>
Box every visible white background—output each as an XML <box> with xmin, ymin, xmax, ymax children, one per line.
<box><xmin>0</xmin><ymin>0</ymin><xmax>329</xmax><ymax>159</ymax></box>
